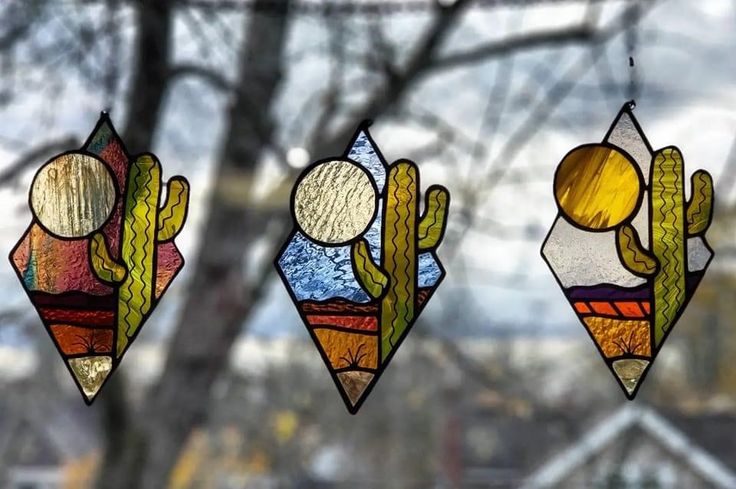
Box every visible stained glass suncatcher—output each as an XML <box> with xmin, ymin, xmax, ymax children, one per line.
<box><xmin>275</xmin><ymin>123</ymin><xmax>450</xmax><ymax>413</ymax></box>
<box><xmin>9</xmin><ymin>114</ymin><xmax>190</xmax><ymax>404</ymax></box>
<box><xmin>541</xmin><ymin>103</ymin><xmax>714</xmax><ymax>399</ymax></box>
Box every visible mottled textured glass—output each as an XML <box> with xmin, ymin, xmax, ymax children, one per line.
<box><xmin>294</xmin><ymin>160</ymin><xmax>376</xmax><ymax>244</ymax></box>
<box><xmin>68</xmin><ymin>356</ymin><xmax>113</xmax><ymax>398</ymax></box>
<box><xmin>541</xmin><ymin>103</ymin><xmax>714</xmax><ymax>399</ymax></box>
<box><xmin>276</xmin><ymin>125</ymin><xmax>449</xmax><ymax>414</ymax></box>
<box><xmin>30</xmin><ymin>153</ymin><xmax>116</xmax><ymax>238</ymax></box>
<box><xmin>554</xmin><ymin>145</ymin><xmax>641</xmax><ymax>230</ymax></box>
<box><xmin>9</xmin><ymin>115</ymin><xmax>190</xmax><ymax>405</ymax></box>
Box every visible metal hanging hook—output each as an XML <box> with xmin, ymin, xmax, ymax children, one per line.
<box><xmin>626</xmin><ymin>57</ymin><xmax>636</xmax><ymax>111</ymax></box>
<box><xmin>625</xmin><ymin>4</ymin><xmax>641</xmax><ymax>106</ymax></box>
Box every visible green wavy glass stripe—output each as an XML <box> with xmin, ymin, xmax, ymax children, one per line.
<box><xmin>418</xmin><ymin>187</ymin><xmax>448</xmax><ymax>250</ymax></box>
<box><xmin>90</xmin><ymin>233</ymin><xmax>126</xmax><ymax>283</ymax></box>
<box><xmin>617</xmin><ymin>224</ymin><xmax>657</xmax><ymax>277</ymax></box>
<box><xmin>651</xmin><ymin>148</ymin><xmax>686</xmax><ymax>348</ymax></box>
<box><xmin>158</xmin><ymin>177</ymin><xmax>189</xmax><ymax>241</ymax></box>
<box><xmin>381</xmin><ymin>161</ymin><xmax>417</xmax><ymax>361</ymax></box>
<box><xmin>686</xmin><ymin>170</ymin><xmax>713</xmax><ymax>235</ymax></box>
<box><xmin>116</xmin><ymin>156</ymin><xmax>161</xmax><ymax>357</ymax></box>
<box><xmin>352</xmin><ymin>240</ymin><xmax>388</xmax><ymax>299</ymax></box>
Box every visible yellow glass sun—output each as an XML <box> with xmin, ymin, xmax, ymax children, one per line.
<box><xmin>554</xmin><ymin>144</ymin><xmax>642</xmax><ymax>231</ymax></box>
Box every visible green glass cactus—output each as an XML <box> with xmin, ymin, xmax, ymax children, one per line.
<box><xmin>90</xmin><ymin>154</ymin><xmax>190</xmax><ymax>358</ymax></box>
<box><xmin>351</xmin><ymin>160</ymin><xmax>449</xmax><ymax>361</ymax></box>
<box><xmin>616</xmin><ymin>147</ymin><xmax>713</xmax><ymax>347</ymax></box>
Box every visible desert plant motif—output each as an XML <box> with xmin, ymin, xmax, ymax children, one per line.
<box><xmin>9</xmin><ymin>114</ymin><xmax>189</xmax><ymax>404</ymax></box>
<box><xmin>351</xmin><ymin>161</ymin><xmax>449</xmax><ymax>360</ymax></box>
<box><xmin>90</xmin><ymin>154</ymin><xmax>189</xmax><ymax>357</ymax></box>
<box><xmin>275</xmin><ymin>124</ymin><xmax>450</xmax><ymax>413</ymax></box>
<box><xmin>73</xmin><ymin>330</ymin><xmax>111</xmax><ymax>355</ymax></box>
<box><xmin>340</xmin><ymin>344</ymin><xmax>369</xmax><ymax>369</ymax></box>
<box><xmin>615</xmin><ymin>147</ymin><xmax>713</xmax><ymax>346</ymax></box>
<box><xmin>541</xmin><ymin>103</ymin><xmax>714</xmax><ymax>399</ymax></box>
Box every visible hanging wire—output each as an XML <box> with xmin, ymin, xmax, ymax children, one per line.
<box><xmin>624</xmin><ymin>1</ymin><xmax>640</xmax><ymax>107</ymax></box>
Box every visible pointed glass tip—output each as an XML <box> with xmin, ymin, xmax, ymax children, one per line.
<box><xmin>68</xmin><ymin>356</ymin><xmax>113</xmax><ymax>403</ymax></box>
<box><xmin>612</xmin><ymin>359</ymin><xmax>650</xmax><ymax>397</ymax></box>
<box><xmin>337</xmin><ymin>371</ymin><xmax>375</xmax><ymax>408</ymax></box>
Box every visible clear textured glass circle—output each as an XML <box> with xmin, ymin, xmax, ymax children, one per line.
<box><xmin>294</xmin><ymin>160</ymin><xmax>376</xmax><ymax>244</ymax></box>
<box><xmin>30</xmin><ymin>152</ymin><xmax>116</xmax><ymax>238</ymax></box>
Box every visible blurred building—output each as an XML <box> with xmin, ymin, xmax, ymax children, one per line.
<box><xmin>460</xmin><ymin>404</ymin><xmax>736</xmax><ymax>489</ymax></box>
<box><xmin>1</xmin><ymin>337</ymin><xmax>736</xmax><ymax>488</ymax></box>
<box><xmin>0</xmin><ymin>390</ymin><xmax>97</xmax><ymax>489</ymax></box>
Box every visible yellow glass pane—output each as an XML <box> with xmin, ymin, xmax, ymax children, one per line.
<box><xmin>554</xmin><ymin>145</ymin><xmax>641</xmax><ymax>230</ymax></box>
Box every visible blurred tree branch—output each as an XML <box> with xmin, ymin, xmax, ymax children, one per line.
<box><xmin>0</xmin><ymin>136</ymin><xmax>78</xmax><ymax>186</ymax></box>
<box><xmin>306</xmin><ymin>11</ymin><xmax>348</xmax><ymax>152</ymax></box>
<box><xmin>429</xmin><ymin>24</ymin><xmax>595</xmax><ymax>71</ymax></box>
<box><xmin>122</xmin><ymin>0</ymin><xmax>173</xmax><ymax>153</ymax></box>
<box><xmin>0</xmin><ymin>1</ymin><xmax>39</xmax><ymax>50</ymax></box>
<box><xmin>169</xmin><ymin>0</ymin><xmax>609</xmax><ymax>14</ymax></box>
<box><xmin>94</xmin><ymin>2</ymin><xmax>175</xmax><ymax>489</ymax></box>
<box><xmin>443</xmin><ymin>0</ymin><xmax>657</xmax><ymax>258</ymax></box>
<box><xmin>716</xmin><ymin>135</ymin><xmax>736</xmax><ymax>199</ymax></box>
<box><xmin>313</xmin><ymin>0</ymin><xmax>473</xmax><ymax>154</ymax></box>
<box><xmin>483</xmin><ymin>1</ymin><xmax>656</xmax><ymax>190</ymax></box>
<box><xmin>96</xmin><ymin>2</ymin><xmax>295</xmax><ymax>488</ymax></box>
<box><xmin>168</xmin><ymin>63</ymin><xmax>233</xmax><ymax>92</ymax></box>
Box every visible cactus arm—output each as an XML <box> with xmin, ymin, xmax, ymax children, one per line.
<box><xmin>116</xmin><ymin>155</ymin><xmax>161</xmax><ymax>358</ymax></box>
<box><xmin>351</xmin><ymin>239</ymin><xmax>388</xmax><ymax>299</ymax></box>
<box><xmin>418</xmin><ymin>186</ymin><xmax>449</xmax><ymax>251</ymax></box>
<box><xmin>616</xmin><ymin>224</ymin><xmax>658</xmax><ymax>277</ymax></box>
<box><xmin>381</xmin><ymin>161</ymin><xmax>418</xmax><ymax>361</ymax></box>
<box><xmin>651</xmin><ymin>147</ymin><xmax>686</xmax><ymax>348</ymax></box>
<box><xmin>686</xmin><ymin>170</ymin><xmax>713</xmax><ymax>236</ymax></box>
<box><xmin>89</xmin><ymin>232</ymin><xmax>126</xmax><ymax>284</ymax></box>
<box><xmin>157</xmin><ymin>177</ymin><xmax>190</xmax><ymax>242</ymax></box>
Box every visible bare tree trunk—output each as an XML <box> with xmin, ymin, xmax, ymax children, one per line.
<box><xmin>128</xmin><ymin>3</ymin><xmax>466</xmax><ymax>483</ymax></box>
<box><xmin>124</xmin><ymin>3</ymin><xmax>292</xmax><ymax>489</ymax></box>
<box><xmin>95</xmin><ymin>2</ymin><xmax>478</xmax><ymax>487</ymax></box>
<box><xmin>121</xmin><ymin>0</ymin><xmax>173</xmax><ymax>152</ymax></box>
<box><xmin>95</xmin><ymin>2</ymin><xmax>173</xmax><ymax>489</ymax></box>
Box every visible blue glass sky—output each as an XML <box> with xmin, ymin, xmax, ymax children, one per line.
<box><xmin>277</xmin><ymin>130</ymin><xmax>442</xmax><ymax>302</ymax></box>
